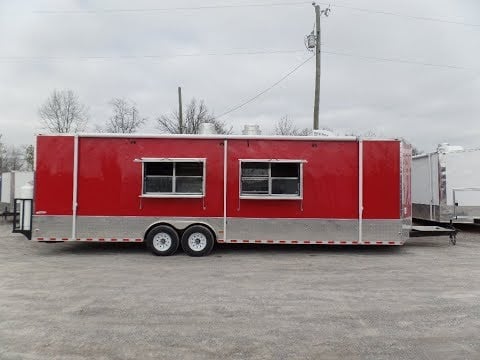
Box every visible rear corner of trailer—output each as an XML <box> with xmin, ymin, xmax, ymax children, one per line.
<box><xmin>31</xmin><ymin>135</ymin><xmax>75</xmax><ymax>242</ymax></box>
<box><xmin>400</xmin><ymin>140</ymin><xmax>412</xmax><ymax>244</ymax></box>
<box><xmin>362</xmin><ymin>139</ymin><xmax>410</xmax><ymax>245</ymax></box>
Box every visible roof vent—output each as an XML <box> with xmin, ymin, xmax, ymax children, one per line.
<box><xmin>312</xmin><ymin>129</ymin><xmax>334</xmax><ymax>137</ymax></box>
<box><xmin>242</xmin><ymin>124</ymin><xmax>261</xmax><ymax>135</ymax></box>
<box><xmin>198</xmin><ymin>122</ymin><xmax>217</xmax><ymax>135</ymax></box>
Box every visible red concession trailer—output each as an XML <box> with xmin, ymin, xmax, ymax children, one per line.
<box><xmin>15</xmin><ymin>134</ymin><xmax>412</xmax><ymax>256</ymax></box>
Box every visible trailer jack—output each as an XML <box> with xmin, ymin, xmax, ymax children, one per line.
<box><xmin>449</xmin><ymin>233</ymin><xmax>456</xmax><ymax>246</ymax></box>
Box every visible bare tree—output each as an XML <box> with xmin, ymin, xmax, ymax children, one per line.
<box><xmin>38</xmin><ymin>89</ymin><xmax>88</xmax><ymax>133</ymax></box>
<box><xmin>274</xmin><ymin>116</ymin><xmax>311</xmax><ymax>136</ymax></box>
<box><xmin>5</xmin><ymin>146</ymin><xmax>24</xmax><ymax>171</ymax></box>
<box><xmin>157</xmin><ymin>98</ymin><xmax>231</xmax><ymax>134</ymax></box>
<box><xmin>0</xmin><ymin>136</ymin><xmax>30</xmax><ymax>172</ymax></box>
<box><xmin>24</xmin><ymin>145</ymin><xmax>34</xmax><ymax>171</ymax></box>
<box><xmin>0</xmin><ymin>134</ymin><xmax>8</xmax><ymax>173</ymax></box>
<box><xmin>100</xmin><ymin>98</ymin><xmax>147</xmax><ymax>133</ymax></box>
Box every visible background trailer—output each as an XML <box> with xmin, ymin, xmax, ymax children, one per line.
<box><xmin>16</xmin><ymin>134</ymin><xmax>411</xmax><ymax>256</ymax></box>
<box><xmin>1</xmin><ymin>171</ymin><xmax>33</xmax><ymax>217</ymax></box>
<box><xmin>412</xmin><ymin>144</ymin><xmax>480</xmax><ymax>224</ymax></box>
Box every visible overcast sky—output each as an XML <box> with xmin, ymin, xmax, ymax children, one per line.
<box><xmin>1</xmin><ymin>0</ymin><xmax>479</xmax><ymax>152</ymax></box>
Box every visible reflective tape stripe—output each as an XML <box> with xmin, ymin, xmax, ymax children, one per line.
<box><xmin>35</xmin><ymin>237</ymin><xmax>144</xmax><ymax>243</ymax></box>
<box><xmin>220</xmin><ymin>239</ymin><xmax>402</xmax><ymax>245</ymax></box>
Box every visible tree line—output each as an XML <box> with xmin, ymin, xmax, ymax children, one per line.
<box><xmin>34</xmin><ymin>89</ymin><xmax>315</xmax><ymax>137</ymax></box>
<box><xmin>0</xmin><ymin>135</ymin><xmax>33</xmax><ymax>173</ymax></box>
<box><xmin>38</xmin><ymin>89</ymin><xmax>231</xmax><ymax>135</ymax></box>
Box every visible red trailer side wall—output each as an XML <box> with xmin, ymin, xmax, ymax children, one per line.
<box><xmin>35</xmin><ymin>136</ymin><xmax>401</xmax><ymax>220</ymax></box>
<box><xmin>35</xmin><ymin>136</ymin><xmax>74</xmax><ymax>215</ymax></box>
<box><xmin>227</xmin><ymin>139</ymin><xmax>401</xmax><ymax>220</ymax></box>
<box><xmin>226</xmin><ymin>139</ymin><xmax>360</xmax><ymax>219</ymax></box>
<box><xmin>76</xmin><ymin>137</ymin><xmax>224</xmax><ymax>217</ymax></box>
<box><xmin>362</xmin><ymin>141</ymin><xmax>400</xmax><ymax>219</ymax></box>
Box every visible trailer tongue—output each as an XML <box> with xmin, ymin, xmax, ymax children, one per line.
<box><xmin>407</xmin><ymin>224</ymin><xmax>458</xmax><ymax>245</ymax></box>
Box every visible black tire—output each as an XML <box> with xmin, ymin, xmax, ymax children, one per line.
<box><xmin>181</xmin><ymin>225</ymin><xmax>215</xmax><ymax>257</ymax></box>
<box><xmin>145</xmin><ymin>225</ymin><xmax>179</xmax><ymax>256</ymax></box>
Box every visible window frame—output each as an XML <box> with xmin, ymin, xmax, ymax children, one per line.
<box><xmin>137</xmin><ymin>158</ymin><xmax>206</xmax><ymax>198</ymax></box>
<box><xmin>238</xmin><ymin>159</ymin><xmax>305</xmax><ymax>200</ymax></box>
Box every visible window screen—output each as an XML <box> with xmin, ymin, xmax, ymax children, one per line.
<box><xmin>143</xmin><ymin>161</ymin><xmax>204</xmax><ymax>195</ymax></box>
<box><xmin>240</xmin><ymin>161</ymin><xmax>302</xmax><ymax>198</ymax></box>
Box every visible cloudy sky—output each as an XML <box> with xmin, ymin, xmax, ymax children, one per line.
<box><xmin>1</xmin><ymin>0</ymin><xmax>479</xmax><ymax>152</ymax></box>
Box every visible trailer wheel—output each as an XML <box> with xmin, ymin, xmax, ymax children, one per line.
<box><xmin>146</xmin><ymin>225</ymin><xmax>179</xmax><ymax>256</ymax></box>
<box><xmin>181</xmin><ymin>225</ymin><xmax>215</xmax><ymax>257</ymax></box>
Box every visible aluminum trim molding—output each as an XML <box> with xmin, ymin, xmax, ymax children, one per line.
<box><xmin>33</xmin><ymin>216</ymin><xmax>404</xmax><ymax>244</ymax></box>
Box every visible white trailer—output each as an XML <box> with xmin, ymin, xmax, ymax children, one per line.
<box><xmin>1</xmin><ymin>171</ymin><xmax>34</xmax><ymax>216</ymax></box>
<box><xmin>412</xmin><ymin>144</ymin><xmax>480</xmax><ymax>224</ymax></box>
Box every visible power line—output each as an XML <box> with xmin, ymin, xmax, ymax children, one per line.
<box><xmin>0</xmin><ymin>48</ymin><xmax>473</xmax><ymax>71</ymax></box>
<box><xmin>316</xmin><ymin>1</ymin><xmax>480</xmax><ymax>28</ymax></box>
<box><xmin>0</xmin><ymin>49</ymin><xmax>304</xmax><ymax>63</ymax></box>
<box><xmin>217</xmin><ymin>55</ymin><xmax>314</xmax><ymax>118</ymax></box>
<box><xmin>22</xmin><ymin>1</ymin><xmax>480</xmax><ymax>29</ymax></box>
<box><xmin>322</xmin><ymin>49</ymin><xmax>473</xmax><ymax>71</ymax></box>
<box><xmin>29</xmin><ymin>2</ymin><xmax>309</xmax><ymax>14</ymax></box>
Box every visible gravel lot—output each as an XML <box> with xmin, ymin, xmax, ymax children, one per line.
<box><xmin>0</xmin><ymin>221</ymin><xmax>479</xmax><ymax>360</ymax></box>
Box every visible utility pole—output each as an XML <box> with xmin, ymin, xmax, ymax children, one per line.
<box><xmin>313</xmin><ymin>4</ymin><xmax>321</xmax><ymax>130</ymax></box>
<box><xmin>307</xmin><ymin>3</ymin><xmax>330</xmax><ymax>130</ymax></box>
<box><xmin>178</xmin><ymin>86</ymin><xmax>183</xmax><ymax>134</ymax></box>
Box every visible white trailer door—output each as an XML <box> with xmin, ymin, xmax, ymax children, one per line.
<box><xmin>446</xmin><ymin>151</ymin><xmax>480</xmax><ymax>207</ymax></box>
<box><xmin>14</xmin><ymin>172</ymin><xmax>34</xmax><ymax>198</ymax></box>
<box><xmin>1</xmin><ymin>172</ymin><xmax>11</xmax><ymax>203</ymax></box>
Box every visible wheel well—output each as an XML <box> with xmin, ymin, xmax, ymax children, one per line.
<box><xmin>143</xmin><ymin>222</ymin><xmax>217</xmax><ymax>242</ymax></box>
<box><xmin>143</xmin><ymin>222</ymin><xmax>176</xmax><ymax>241</ymax></box>
<box><xmin>183</xmin><ymin>223</ymin><xmax>217</xmax><ymax>242</ymax></box>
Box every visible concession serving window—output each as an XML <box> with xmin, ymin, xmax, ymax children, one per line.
<box><xmin>137</xmin><ymin>158</ymin><xmax>206</xmax><ymax>198</ymax></box>
<box><xmin>239</xmin><ymin>160</ymin><xmax>304</xmax><ymax>200</ymax></box>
